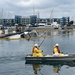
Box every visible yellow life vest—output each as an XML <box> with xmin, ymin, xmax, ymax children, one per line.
<box><xmin>32</xmin><ymin>47</ymin><xmax>43</xmax><ymax>57</ymax></box>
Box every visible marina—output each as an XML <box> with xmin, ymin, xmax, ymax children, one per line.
<box><xmin>0</xmin><ymin>0</ymin><xmax>75</xmax><ymax>75</ymax></box>
<box><xmin>0</xmin><ymin>27</ymin><xmax>75</xmax><ymax>75</ymax></box>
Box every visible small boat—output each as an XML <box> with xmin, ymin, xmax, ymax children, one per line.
<box><xmin>7</xmin><ymin>34</ymin><xmax>21</xmax><ymax>39</ymax></box>
<box><xmin>20</xmin><ymin>30</ymin><xmax>38</xmax><ymax>38</ymax></box>
<box><xmin>25</xmin><ymin>54</ymin><xmax>75</xmax><ymax>64</ymax></box>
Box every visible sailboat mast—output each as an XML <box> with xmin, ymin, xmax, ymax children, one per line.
<box><xmin>1</xmin><ymin>9</ymin><xmax>3</xmax><ymax>25</ymax></box>
<box><xmin>50</xmin><ymin>8</ymin><xmax>54</xmax><ymax>24</ymax></box>
<box><xmin>37</xmin><ymin>11</ymin><xmax>40</xmax><ymax>24</ymax></box>
<box><xmin>33</xmin><ymin>5</ymin><xmax>35</xmax><ymax>15</ymax></box>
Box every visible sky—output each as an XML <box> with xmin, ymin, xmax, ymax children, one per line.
<box><xmin>0</xmin><ymin>0</ymin><xmax>75</xmax><ymax>21</ymax></box>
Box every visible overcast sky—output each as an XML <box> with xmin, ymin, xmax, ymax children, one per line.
<box><xmin>0</xmin><ymin>0</ymin><xmax>75</xmax><ymax>20</ymax></box>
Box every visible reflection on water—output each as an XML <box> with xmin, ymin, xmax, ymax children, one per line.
<box><xmin>30</xmin><ymin>60</ymin><xmax>75</xmax><ymax>75</ymax></box>
<box><xmin>53</xmin><ymin>65</ymin><xmax>61</xmax><ymax>73</ymax></box>
<box><xmin>31</xmin><ymin>64</ymin><xmax>62</xmax><ymax>74</ymax></box>
<box><xmin>28</xmin><ymin>29</ymin><xmax>74</xmax><ymax>41</ymax></box>
<box><xmin>32</xmin><ymin>64</ymin><xmax>43</xmax><ymax>74</ymax></box>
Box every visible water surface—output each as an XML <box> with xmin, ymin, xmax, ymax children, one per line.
<box><xmin>0</xmin><ymin>29</ymin><xmax>75</xmax><ymax>75</ymax></box>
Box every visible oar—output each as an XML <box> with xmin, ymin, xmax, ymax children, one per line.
<box><xmin>39</xmin><ymin>37</ymin><xmax>46</xmax><ymax>47</ymax></box>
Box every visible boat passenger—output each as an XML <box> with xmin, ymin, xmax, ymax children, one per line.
<box><xmin>53</xmin><ymin>43</ymin><xmax>63</xmax><ymax>56</ymax></box>
<box><xmin>32</xmin><ymin>44</ymin><xmax>43</xmax><ymax>57</ymax></box>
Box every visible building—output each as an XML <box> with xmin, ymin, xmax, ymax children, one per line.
<box><xmin>0</xmin><ymin>14</ymin><xmax>70</xmax><ymax>27</ymax></box>
<box><xmin>60</xmin><ymin>17</ymin><xmax>70</xmax><ymax>25</ymax></box>
<box><xmin>21</xmin><ymin>17</ymin><xmax>30</xmax><ymax>26</ymax></box>
<box><xmin>15</xmin><ymin>15</ymin><xmax>22</xmax><ymax>25</ymax></box>
<box><xmin>40</xmin><ymin>18</ymin><xmax>47</xmax><ymax>23</ymax></box>
<box><xmin>30</xmin><ymin>15</ymin><xmax>37</xmax><ymax>26</ymax></box>
<box><xmin>1</xmin><ymin>19</ymin><xmax>15</xmax><ymax>26</ymax></box>
<box><xmin>0</xmin><ymin>19</ymin><xmax>3</xmax><ymax>25</ymax></box>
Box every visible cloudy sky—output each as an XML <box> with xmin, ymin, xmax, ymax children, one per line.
<box><xmin>0</xmin><ymin>0</ymin><xmax>75</xmax><ymax>20</ymax></box>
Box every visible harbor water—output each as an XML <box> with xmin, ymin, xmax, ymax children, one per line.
<box><xmin>0</xmin><ymin>29</ymin><xmax>75</xmax><ymax>75</ymax></box>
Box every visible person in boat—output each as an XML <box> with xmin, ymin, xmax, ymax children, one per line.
<box><xmin>32</xmin><ymin>44</ymin><xmax>43</xmax><ymax>57</ymax></box>
<box><xmin>53</xmin><ymin>43</ymin><xmax>63</xmax><ymax>56</ymax></box>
